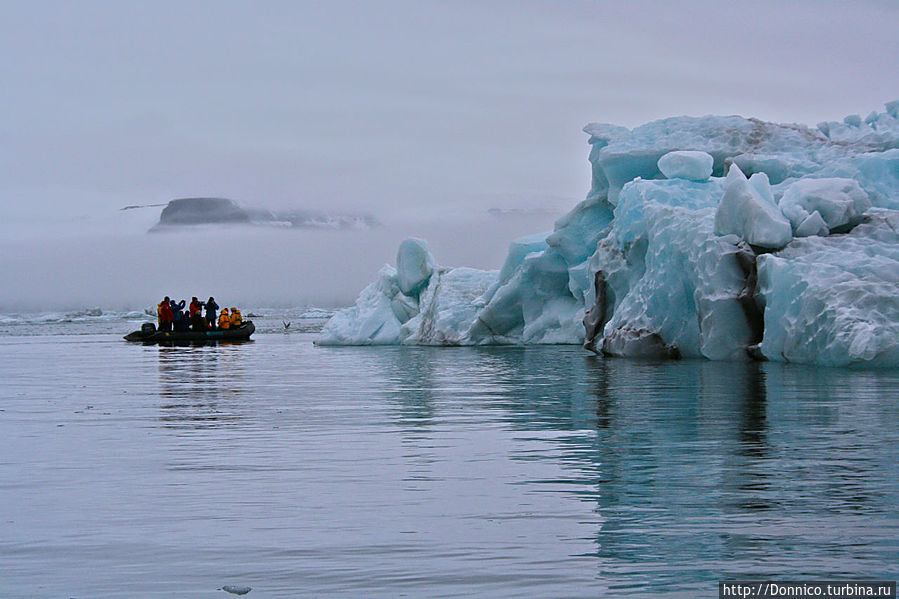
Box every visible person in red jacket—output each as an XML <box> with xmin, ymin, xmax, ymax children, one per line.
<box><xmin>188</xmin><ymin>297</ymin><xmax>206</xmax><ymax>331</ymax></box>
<box><xmin>188</xmin><ymin>297</ymin><xmax>203</xmax><ymax>319</ymax></box>
<box><xmin>157</xmin><ymin>296</ymin><xmax>174</xmax><ymax>331</ymax></box>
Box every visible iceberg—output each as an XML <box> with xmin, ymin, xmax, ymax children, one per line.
<box><xmin>319</xmin><ymin>102</ymin><xmax>899</xmax><ymax>367</ymax></box>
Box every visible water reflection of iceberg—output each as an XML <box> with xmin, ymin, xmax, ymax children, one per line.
<box><xmin>361</xmin><ymin>345</ymin><xmax>899</xmax><ymax>594</ymax></box>
<box><xmin>512</xmin><ymin>357</ymin><xmax>898</xmax><ymax>593</ymax></box>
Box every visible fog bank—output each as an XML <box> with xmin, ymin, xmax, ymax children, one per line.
<box><xmin>0</xmin><ymin>212</ymin><xmax>560</xmax><ymax>313</ymax></box>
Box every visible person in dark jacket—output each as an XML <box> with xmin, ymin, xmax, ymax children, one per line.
<box><xmin>189</xmin><ymin>297</ymin><xmax>203</xmax><ymax>320</ymax></box>
<box><xmin>205</xmin><ymin>297</ymin><xmax>219</xmax><ymax>330</ymax></box>
<box><xmin>191</xmin><ymin>307</ymin><xmax>207</xmax><ymax>332</ymax></box>
<box><xmin>170</xmin><ymin>299</ymin><xmax>187</xmax><ymax>330</ymax></box>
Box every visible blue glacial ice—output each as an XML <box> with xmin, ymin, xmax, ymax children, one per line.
<box><xmin>318</xmin><ymin>102</ymin><xmax>899</xmax><ymax>367</ymax></box>
<box><xmin>778</xmin><ymin>177</ymin><xmax>871</xmax><ymax>236</ymax></box>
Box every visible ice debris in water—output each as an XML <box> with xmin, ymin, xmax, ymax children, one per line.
<box><xmin>319</xmin><ymin>101</ymin><xmax>899</xmax><ymax>367</ymax></box>
<box><xmin>219</xmin><ymin>585</ymin><xmax>252</xmax><ymax>595</ymax></box>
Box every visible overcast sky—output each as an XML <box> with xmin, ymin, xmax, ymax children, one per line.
<box><xmin>1</xmin><ymin>0</ymin><xmax>897</xmax><ymax>309</ymax></box>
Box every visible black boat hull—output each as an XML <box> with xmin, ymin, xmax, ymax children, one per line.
<box><xmin>124</xmin><ymin>321</ymin><xmax>255</xmax><ymax>344</ymax></box>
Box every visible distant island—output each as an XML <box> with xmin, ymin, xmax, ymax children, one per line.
<box><xmin>147</xmin><ymin>197</ymin><xmax>378</xmax><ymax>231</ymax></box>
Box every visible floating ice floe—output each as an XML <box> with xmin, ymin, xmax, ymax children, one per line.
<box><xmin>319</xmin><ymin>102</ymin><xmax>899</xmax><ymax>367</ymax></box>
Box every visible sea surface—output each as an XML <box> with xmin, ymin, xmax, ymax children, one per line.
<box><xmin>0</xmin><ymin>310</ymin><xmax>897</xmax><ymax>598</ymax></box>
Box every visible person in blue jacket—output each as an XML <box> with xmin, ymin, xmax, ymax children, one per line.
<box><xmin>205</xmin><ymin>296</ymin><xmax>219</xmax><ymax>330</ymax></box>
<box><xmin>170</xmin><ymin>299</ymin><xmax>187</xmax><ymax>331</ymax></box>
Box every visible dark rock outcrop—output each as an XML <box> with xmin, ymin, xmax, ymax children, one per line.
<box><xmin>155</xmin><ymin>198</ymin><xmax>250</xmax><ymax>227</ymax></box>
<box><xmin>583</xmin><ymin>270</ymin><xmax>608</xmax><ymax>354</ymax></box>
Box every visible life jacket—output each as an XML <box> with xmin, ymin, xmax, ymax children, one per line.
<box><xmin>189</xmin><ymin>301</ymin><xmax>202</xmax><ymax>318</ymax></box>
<box><xmin>158</xmin><ymin>301</ymin><xmax>173</xmax><ymax>323</ymax></box>
<box><xmin>218</xmin><ymin>311</ymin><xmax>231</xmax><ymax>330</ymax></box>
<box><xmin>230</xmin><ymin>309</ymin><xmax>242</xmax><ymax>327</ymax></box>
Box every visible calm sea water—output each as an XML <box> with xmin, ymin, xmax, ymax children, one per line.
<box><xmin>0</xmin><ymin>312</ymin><xmax>897</xmax><ymax>598</ymax></box>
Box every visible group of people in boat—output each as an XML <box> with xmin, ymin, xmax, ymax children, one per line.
<box><xmin>156</xmin><ymin>296</ymin><xmax>243</xmax><ymax>332</ymax></box>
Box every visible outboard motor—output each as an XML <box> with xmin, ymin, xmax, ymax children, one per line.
<box><xmin>141</xmin><ymin>322</ymin><xmax>156</xmax><ymax>335</ymax></box>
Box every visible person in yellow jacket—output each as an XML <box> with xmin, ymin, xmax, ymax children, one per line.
<box><xmin>230</xmin><ymin>307</ymin><xmax>243</xmax><ymax>327</ymax></box>
<box><xmin>217</xmin><ymin>308</ymin><xmax>231</xmax><ymax>330</ymax></box>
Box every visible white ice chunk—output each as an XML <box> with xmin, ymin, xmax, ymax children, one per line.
<box><xmin>794</xmin><ymin>210</ymin><xmax>829</xmax><ymax>237</ymax></box>
<box><xmin>714</xmin><ymin>164</ymin><xmax>792</xmax><ymax>249</ymax></box>
<box><xmin>748</xmin><ymin>172</ymin><xmax>776</xmax><ymax>205</ymax></box>
<box><xmin>778</xmin><ymin>177</ymin><xmax>871</xmax><ymax>233</ymax></box>
<box><xmin>657</xmin><ymin>150</ymin><xmax>714</xmax><ymax>181</ymax></box>
<box><xmin>396</xmin><ymin>237</ymin><xmax>436</xmax><ymax>296</ymax></box>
